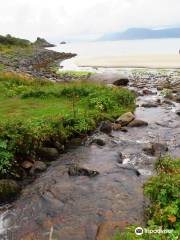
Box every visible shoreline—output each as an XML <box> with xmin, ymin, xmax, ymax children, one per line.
<box><xmin>74</xmin><ymin>54</ymin><xmax>180</xmax><ymax>69</ymax></box>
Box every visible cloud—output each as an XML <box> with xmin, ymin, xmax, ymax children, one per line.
<box><xmin>0</xmin><ymin>0</ymin><xmax>180</xmax><ymax>41</ymax></box>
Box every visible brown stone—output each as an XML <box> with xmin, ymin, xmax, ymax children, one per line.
<box><xmin>21</xmin><ymin>161</ymin><xmax>33</xmax><ymax>169</ymax></box>
<box><xmin>128</xmin><ymin>119</ymin><xmax>148</xmax><ymax>127</ymax></box>
<box><xmin>116</xmin><ymin>112</ymin><xmax>135</xmax><ymax>126</ymax></box>
<box><xmin>112</xmin><ymin>123</ymin><xmax>122</xmax><ymax>131</ymax></box>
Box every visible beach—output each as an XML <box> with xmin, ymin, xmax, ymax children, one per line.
<box><xmin>75</xmin><ymin>54</ymin><xmax>180</xmax><ymax>69</ymax></box>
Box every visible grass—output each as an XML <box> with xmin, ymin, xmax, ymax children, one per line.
<box><xmin>56</xmin><ymin>70</ymin><xmax>95</xmax><ymax>78</ymax></box>
<box><xmin>0</xmin><ymin>72</ymin><xmax>135</xmax><ymax>177</ymax></box>
<box><xmin>112</xmin><ymin>156</ymin><xmax>180</xmax><ymax>240</ymax></box>
<box><xmin>0</xmin><ymin>64</ymin><xmax>5</xmax><ymax>71</ymax></box>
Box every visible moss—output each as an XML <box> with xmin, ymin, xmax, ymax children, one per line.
<box><xmin>0</xmin><ymin>179</ymin><xmax>20</xmax><ymax>202</ymax></box>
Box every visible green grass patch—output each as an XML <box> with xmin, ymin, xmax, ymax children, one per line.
<box><xmin>0</xmin><ymin>64</ymin><xmax>5</xmax><ymax>71</ymax></box>
<box><xmin>0</xmin><ymin>72</ymin><xmax>135</xmax><ymax>177</ymax></box>
<box><xmin>112</xmin><ymin>156</ymin><xmax>180</xmax><ymax>240</ymax></box>
<box><xmin>56</xmin><ymin>70</ymin><xmax>95</xmax><ymax>78</ymax></box>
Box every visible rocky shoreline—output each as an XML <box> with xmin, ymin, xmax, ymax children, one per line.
<box><xmin>0</xmin><ymin>45</ymin><xmax>77</xmax><ymax>80</ymax></box>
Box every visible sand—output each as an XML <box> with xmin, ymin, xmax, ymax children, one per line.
<box><xmin>75</xmin><ymin>54</ymin><xmax>180</xmax><ymax>69</ymax></box>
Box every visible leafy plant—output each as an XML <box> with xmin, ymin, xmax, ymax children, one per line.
<box><xmin>0</xmin><ymin>140</ymin><xmax>13</xmax><ymax>176</ymax></box>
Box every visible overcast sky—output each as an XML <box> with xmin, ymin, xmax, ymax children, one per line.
<box><xmin>0</xmin><ymin>0</ymin><xmax>180</xmax><ymax>42</ymax></box>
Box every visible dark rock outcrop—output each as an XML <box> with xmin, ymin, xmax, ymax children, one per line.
<box><xmin>113</xmin><ymin>78</ymin><xmax>129</xmax><ymax>86</ymax></box>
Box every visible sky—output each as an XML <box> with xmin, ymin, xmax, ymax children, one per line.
<box><xmin>0</xmin><ymin>0</ymin><xmax>180</xmax><ymax>42</ymax></box>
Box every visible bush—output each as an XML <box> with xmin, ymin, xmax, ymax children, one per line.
<box><xmin>144</xmin><ymin>156</ymin><xmax>180</xmax><ymax>231</ymax></box>
<box><xmin>0</xmin><ymin>34</ymin><xmax>30</xmax><ymax>47</ymax></box>
<box><xmin>0</xmin><ymin>140</ymin><xmax>13</xmax><ymax>176</ymax></box>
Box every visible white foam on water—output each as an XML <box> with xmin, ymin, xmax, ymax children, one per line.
<box><xmin>0</xmin><ymin>211</ymin><xmax>8</xmax><ymax>235</ymax></box>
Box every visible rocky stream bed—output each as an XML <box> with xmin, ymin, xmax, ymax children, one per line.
<box><xmin>0</xmin><ymin>68</ymin><xmax>180</xmax><ymax>240</ymax></box>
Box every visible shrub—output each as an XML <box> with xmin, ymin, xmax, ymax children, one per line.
<box><xmin>0</xmin><ymin>140</ymin><xmax>13</xmax><ymax>176</ymax></box>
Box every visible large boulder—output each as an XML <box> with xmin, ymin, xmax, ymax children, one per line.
<box><xmin>128</xmin><ymin>119</ymin><xmax>148</xmax><ymax>127</ymax></box>
<box><xmin>38</xmin><ymin>147</ymin><xmax>59</xmax><ymax>161</ymax></box>
<box><xmin>0</xmin><ymin>179</ymin><xmax>20</xmax><ymax>202</ymax></box>
<box><xmin>116</xmin><ymin>112</ymin><xmax>135</xmax><ymax>126</ymax></box>
<box><xmin>113</xmin><ymin>78</ymin><xmax>129</xmax><ymax>86</ymax></box>
<box><xmin>99</xmin><ymin>121</ymin><xmax>112</xmax><ymax>134</ymax></box>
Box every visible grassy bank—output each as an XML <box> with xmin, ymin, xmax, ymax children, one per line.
<box><xmin>113</xmin><ymin>156</ymin><xmax>180</xmax><ymax>240</ymax></box>
<box><xmin>0</xmin><ymin>72</ymin><xmax>135</xmax><ymax>178</ymax></box>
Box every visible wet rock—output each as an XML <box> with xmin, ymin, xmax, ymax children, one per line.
<box><xmin>113</xmin><ymin>78</ymin><xmax>129</xmax><ymax>86</ymax></box>
<box><xmin>68</xmin><ymin>165</ymin><xmax>99</xmax><ymax>177</ymax></box>
<box><xmin>157</xmin><ymin>86</ymin><xmax>163</xmax><ymax>91</ymax></box>
<box><xmin>38</xmin><ymin>147</ymin><xmax>59</xmax><ymax>161</ymax></box>
<box><xmin>143</xmin><ymin>143</ymin><xmax>168</xmax><ymax>157</ymax></box>
<box><xmin>112</xmin><ymin>123</ymin><xmax>122</xmax><ymax>131</ymax></box>
<box><xmin>99</xmin><ymin>121</ymin><xmax>112</xmax><ymax>134</ymax></box>
<box><xmin>30</xmin><ymin>161</ymin><xmax>47</xmax><ymax>174</ymax></box>
<box><xmin>53</xmin><ymin>141</ymin><xmax>65</xmax><ymax>153</ymax></box>
<box><xmin>128</xmin><ymin>119</ymin><xmax>148</xmax><ymax>127</ymax></box>
<box><xmin>0</xmin><ymin>179</ymin><xmax>20</xmax><ymax>202</ymax></box>
<box><xmin>142</xmin><ymin>89</ymin><xmax>156</xmax><ymax>95</ymax></box>
<box><xmin>116</xmin><ymin>112</ymin><xmax>135</xmax><ymax>126</ymax></box>
<box><xmin>162</xmin><ymin>99</ymin><xmax>175</xmax><ymax>106</ymax></box>
<box><xmin>172</xmin><ymin>95</ymin><xmax>180</xmax><ymax>103</ymax></box>
<box><xmin>21</xmin><ymin>161</ymin><xmax>33</xmax><ymax>169</ymax></box>
<box><xmin>117</xmin><ymin>152</ymin><xmax>123</xmax><ymax>164</ymax></box>
<box><xmin>141</xmin><ymin>102</ymin><xmax>158</xmax><ymax>108</ymax></box>
<box><xmin>176</xmin><ymin>110</ymin><xmax>180</xmax><ymax>116</ymax></box>
<box><xmin>120</xmin><ymin>127</ymin><xmax>128</xmax><ymax>132</ymax></box>
<box><xmin>91</xmin><ymin>138</ymin><xmax>106</xmax><ymax>146</ymax></box>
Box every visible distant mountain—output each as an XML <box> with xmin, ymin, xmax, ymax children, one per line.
<box><xmin>99</xmin><ymin>28</ymin><xmax>180</xmax><ymax>41</ymax></box>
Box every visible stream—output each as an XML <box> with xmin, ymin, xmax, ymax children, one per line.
<box><xmin>0</xmin><ymin>66</ymin><xmax>180</xmax><ymax>240</ymax></box>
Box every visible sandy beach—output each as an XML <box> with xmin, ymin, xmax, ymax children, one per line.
<box><xmin>75</xmin><ymin>54</ymin><xmax>180</xmax><ymax>69</ymax></box>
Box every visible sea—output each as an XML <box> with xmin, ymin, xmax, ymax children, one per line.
<box><xmin>52</xmin><ymin>38</ymin><xmax>180</xmax><ymax>71</ymax></box>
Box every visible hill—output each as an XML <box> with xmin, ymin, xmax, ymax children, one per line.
<box><xmin>100</xmin><ymin>28</ymin><xmax>180</xmax><ymax>41</ymax></box>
